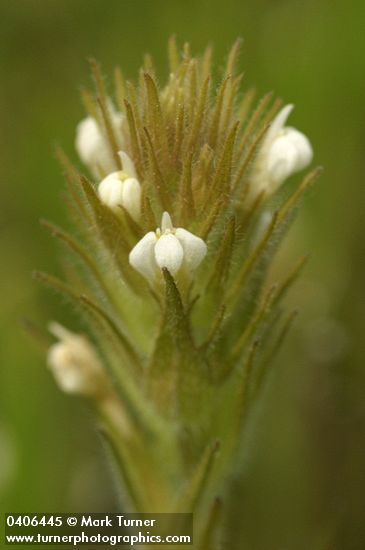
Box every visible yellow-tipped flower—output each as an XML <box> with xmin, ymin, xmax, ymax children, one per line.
<box><xmin>129</xmin><ymin>212</ymin><xmax>207</xmax><ymax>280</ymax></box>
<box><xmin>98</xmin><ymin>152</ymin><xmax>141</xmax><ymax>221</ymax></box>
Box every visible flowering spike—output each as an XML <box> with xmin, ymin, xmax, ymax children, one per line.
<box><xmin>38</xmin><ymin>41</ymin><xmax>319</xmax><ymax>539</ymax></box>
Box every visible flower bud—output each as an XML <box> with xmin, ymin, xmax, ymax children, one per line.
<box><xmin>97</xmin><ymin>152</ymin><xmax>141</xmax><ymax>221</ymax></box>
<box><xmin>129</xmin><ymin>212</ymin><xmax>207</xmax><ymax>282</ymax></box>
<box><xmin>252</xmin><ymin>104</ymin><xmax>313</xmax><ymax>197</ymax></box>
<box><xmin>266</xmin><ymin>127</ymin><xmax>313</xmax><ymax>185</ymax></box>
<box><xmin>98</xmin><ymin>174</ymin><xmax>141</xmax><ymax>221</ymax></box>
<box><xmin>47</xmin><ymin>323</ymin><xmax>108</xmax><ymax>398</ymax></box>
<box><xmin>75</xmin><ymin>109</ymin><xmax>125</xmax><ymax>177</ymax></box>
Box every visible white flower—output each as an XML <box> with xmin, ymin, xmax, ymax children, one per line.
<box><xmin>75</xmin><ymin>107</ymin><xmax>125</xmax><ymax>177</ymax></box>
<box><xmin>47</xmin><ymin>322</ymin><xmax>107</xmax><ymax>397</ymax></box>
<box><xmin>129</xmin><ymin>212</ymin><xmax>207</xmax><ymax>281</ymax></box>
<box><xmin>252</xmin><ymin>104</ymin><xmax>313</xmax><ymax>196</ymax></box>
<box><xmin>98</xmin><ymin>152</ymin><xmax>141</xmax><ymax>221</ymax></box>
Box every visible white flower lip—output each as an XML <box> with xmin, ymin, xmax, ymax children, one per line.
<box><xmin>129</xmin><ymin>231</ymin><xmax>159</xmax><ymax>281</ymax></box>
<box><xmin>174</xmin><ymin>228</ymin><xmax>208</xmax><ymax>270</ymax></box>
<box><xmin>129</xmin><ymin>212</ymin><xmax>207</xmax><ymax>282</ymax></box>
<box><xmin>97</xmin><ymin>152</ymin><xmax>141</xmax><ymax>221</ymax></box>
<box><xmin>155</xmin><ymin>233</ymin><xmax>184</xmax><ymax>274</ymax></box>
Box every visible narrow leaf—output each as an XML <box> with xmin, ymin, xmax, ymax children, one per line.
<box><xmin>198</xmin><ymin>497</ymin><xmax>223</xmax><ymax>550</ymax></box>
<box><xmin>168</xmin><ymin>35</ymin><xmax>179</xmax><ymax>73</ymax></box>
<box><xmin>273</xmin><ymin>254</ymin><xmax>309</xmax><ymax>307</ymax></box>
<box><xmin>224</xmin><ymin>38</ymin><xmax>243</xmax><ymax>78</ymax></box>
<box><xmin>114</xmin><ymin>66</ymin><xmax>126</xmax><ymax>112</ymax></box>
<box><xmin>228</xmin><ymin>211</ymin><xmax>278</xmax><ymax>302</ymax></box>
<box><xmin>79</xmin><ymin>294</ymin><xmax>142</xmax><ymax>373</ymax></box>
<box><xmin>177</xmin><ymin>151</ymin><xmax>195</xmax><ymax>223</ymax></box>
<box><xmin>144</xmin><ymin>72</ymin><xmax>170</xmax><ymax>160</ymax></box>
<box><xmin>253</xmin><ymin>310</ymin><xmax>298</xmax><ymax>398</ymax></box>
<box><xmin>144</xmin><ymin>127</ymin><xmax>171</xmax><ymax>210</ymax></box>
<box><xmin>176</xmin><ymin>440</ymin><xmax>220</xmax><ymax>512</ymax></box>
<box><xmin>232</xmin><ymin>285</ymin><xmax>277</xmax><ymax>360</ymax></box>
<box><xmin>208</xmin><ymin>216</ymin><xmax>236</xmax><ymax>291</ymax></box>
<box><xmin>208</xmin><ymin>77</ymin><xmax>230</xmax><ymax>149</ymax></box>
<box><xmin>99</xmin><ymin>425</ymin><xmax>148</xmax><ymax>512</ymax></box>
<box><xmin>40</xmin><ymin>219</ymin><xmax>112</xmax><ymax>301</ymax></box>
<box><xmin>124</xmin><ymin>99</ymin><xmax>143</xmax><ymax>175</ymax></box>
<box><xmin>199</xmin><ymin>305</ymin><xmax>226</xmax><ymax>351</ymax></box>
<box><xmin>238</xmin><ymin>90</ymin><xmax>273</xmax><ymax>152</ymax></box>
<box><xmin>186</xmin><ymin>76</ymin><xmax>210</xmax><ymax>152</ymax></box>
<box><xmin>89</xmin><ymin>58</ymin><xmax>121</xmax><ymax>169</ymax></box>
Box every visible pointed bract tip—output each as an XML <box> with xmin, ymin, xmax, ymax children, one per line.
<box><xmin>161</xmin><ymin>211</ymin><xmax>173</xmax><ymax>232</ymax></box>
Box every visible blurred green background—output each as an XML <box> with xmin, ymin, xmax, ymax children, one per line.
<box><xmin>1</xmin><ymin>0</ymin><xmax>365</xmax><ymax>548</ymax></box>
